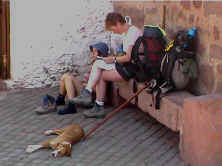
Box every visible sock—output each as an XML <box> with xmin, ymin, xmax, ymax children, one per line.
<box><xmin>56</xmin><ymin>94</ymin><xmax>65</xmax><ymax>100</ymax></box>
<box><xmin>55</xmin><ymin>93</ymin><xmax>65</xmax><ymax>106</ymax></box>
<box><xmin>58</xmin><ymin>93</ymin><xmax>65</xmax><ymax>97</ymax></box>
<box><xmin>96</xmin><ymin>100</ymin><xmax>104</xmax><ymax>106</ymax></box>
<box><xmin>85</xmin><ymin>86</ymin><xmax>92</xmax><ymax>93</ymax></box>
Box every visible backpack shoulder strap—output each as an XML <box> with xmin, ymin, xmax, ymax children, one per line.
<box><xmin>131</xmin><ymin>36</ymin><xmax>149</xmax><ymax>64</ymax></box>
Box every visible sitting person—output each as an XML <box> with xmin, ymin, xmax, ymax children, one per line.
<box><xmin>70</xmin><ymin>12</ymin><xmax>142</xmax><ymax>118</ymax></box>
<box><xmin>35</xmin><ymin>42</ymin><xmax>109</xmax><ymax>115</ymax></box>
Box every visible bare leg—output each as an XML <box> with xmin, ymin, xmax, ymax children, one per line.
<box><xmin>59</xmin><ymin>77</ymin><xmax>67</xmax><ymax>97</ymax></box>
<box><xmin>96</xmin><ymin>70</ymin><xmax>124</xmax><ymax>102</ymax></box>
<box><xmin>96</xmin><ymin>78</ymin><xmax>106</xmax><ymax>102</ymax></box>
<box><xmin>64</xmin><ymin>76</ymin><xmax>76</xmax><ymax>99</ymax></box>
<box><xmin>83</xmin><ymin>69</ymin><xmax>124</xmax><ymax>118</ymax></box>
<box><xmin>60</xmin><ymin>73</ymin><xmax>81</xmax><ymax>100</ymax></box>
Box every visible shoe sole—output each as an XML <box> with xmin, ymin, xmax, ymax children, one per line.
<box><xmin>35</xmin><ymin>108</ymin><xmax>57</xmax><ymax>115</ymax></box>
<box><xmin>83</xmin><ymin>114</ymin><xmax>105</xmax><ymax>119</ymax></box>
<box><xmin>57</xmin><ymin>111</ymin><xmax>77</xmax><ymax>115</ymax></box>
<box><xmin>69</xmin><ymin>100</ymin><xmax>94</xmax><ymax>108</ymax></box>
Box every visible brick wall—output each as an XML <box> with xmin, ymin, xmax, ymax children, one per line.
<box><xmin>113</xmin><ymin>1</ymin><xmax>222</xmax><ymax>95</ymax></box>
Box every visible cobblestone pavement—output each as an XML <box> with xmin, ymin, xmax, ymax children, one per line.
<box><xmin>0</xmin><ymin>87</ymin><xmax>188</xmax><ymax>166</ymax></box>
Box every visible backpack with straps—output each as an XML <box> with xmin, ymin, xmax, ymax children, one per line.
<box><xmin>131</xmin><ymin>25</ymin><xmax>167</xmax><ymax>82</ymax></box>
<box><xmin>160</xmin><ymin>28</ymin><xmax>198</xmax><ymax>90</ymax></box>
<box><xmin>152</xmin><ymin>28</ymin><xmax>198</xmax><ymax>109</ymax></box>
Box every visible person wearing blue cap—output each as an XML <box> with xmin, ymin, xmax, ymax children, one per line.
<box><xmin>56</xmin><ymin>42</ymin><xmax>112</xmax><ymax>115</ymax></box>
<box><xmin>70</xmin><ymin>42</ymin><xmax>115</xmax><ymax>111</ymax></box>
<box><xmin>35</xmin><ymin>42</ymin><xmax>110</xmax><ymax>115</ymax></box>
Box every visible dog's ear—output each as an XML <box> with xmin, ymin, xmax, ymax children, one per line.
<box><xmin>65</xmin><ymin>144</ymin><xmax>71</xmax><ymax>157</ymax></box>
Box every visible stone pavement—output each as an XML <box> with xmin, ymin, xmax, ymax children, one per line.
<box><xmin>0</xmin><ymin>87</ymin><xmax>188</xmax><ymax>166</ymax></box>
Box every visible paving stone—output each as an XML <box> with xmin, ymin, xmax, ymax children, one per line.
<box><xmin>0</xmin><ymin>87</ymin><xmax>188</xmax><ymax>166</ymax></box>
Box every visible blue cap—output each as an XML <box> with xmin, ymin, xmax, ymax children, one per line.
<box><xmin>89</xmin><ymin>42</ymin><xmax>109</xmax><ymax>57</ymax></box>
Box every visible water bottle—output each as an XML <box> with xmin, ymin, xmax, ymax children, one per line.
<box><xmin>183</xmin><ymin>27</ymin><xmax>197</xmax><ymax>50</ymax></box>
<box><xmin>188</xmin><ymin>27</ymin><xmax>197</xmax><ymax>39</ymax></box>
<box><xmin>116</xmin><ymin>44</ymin><xmax>124</xmax><ymax>57</ymax></box>
<box><xmin>117</xmin><ymin>44</ymin><xmax>123</xmax><ymax>52</ymax></box>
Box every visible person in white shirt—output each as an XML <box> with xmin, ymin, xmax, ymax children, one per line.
<box><xmin>71</xmin><ymin>12</ymin><xmax>142</xmax><ymax>118</ymax></box>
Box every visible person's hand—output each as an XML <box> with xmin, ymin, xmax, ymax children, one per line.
<box><xmin>103</xmin><ymin>56</ymin><xmax>115</xmax><ymax>64</ymax></box>
<box><xmin>89</xmin><ymin>51</ymin><xmax>97</xmax><ymax>64</ymax></box>
<box><xmin>91</xmin><ymin>55</ymin><xmax>97</xmax><ymax>63</ymax></box>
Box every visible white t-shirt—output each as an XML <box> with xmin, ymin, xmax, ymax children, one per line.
<box><xmin>122</xmin><ymin>26</ymin><xmax>142</xmax><ymax>53</ymax></box>
<box><xmin>94</xmin><ymin>25</ymin><xmax>142</xmax><ymax>71</ymax></box>
<box><xmin>110</xmin><ymin>33</ymin><xmax>123</xmax><ymax>54</ymax></box>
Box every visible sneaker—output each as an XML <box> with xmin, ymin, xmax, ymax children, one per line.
<box><xmin>55</xmin><ymin>94</ymin><xmax>65</xmax><ymax>106</ymax></box>
<box><xmin>57</xmin><ymin>102</ymin><xmax>77</xmax><ymax>115</ymax></box>
<box><xmin>83</xmin><ymin>103</ymin><xmax>105</xmax><ymax>118</ymax></box>
<box><xmin>69</xmin><ymin>88</ymin><xmax>93</xmax><ymax>107</ymax></box>
<box><xmin>35</xmin><ymin>94</ymin><xmax>57</xmax><ymax>115</ymax></box>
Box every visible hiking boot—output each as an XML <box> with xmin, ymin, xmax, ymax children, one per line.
<box><xmin>83</xmin><ymin>103</ymin><xmax>105</xmax><ymax>118</ymax></box>
<box><xmin>69</xmin><ymin>88</ymin><xmax>93</xmax><ymax>107</ymax></box>
<box><xmin>57</xmin><ymin>102</ymin><xmax>77</xmax><ymax>115</ymax></box>
<box><xmin>35</xmin><ymin>105</ymin><xmax>57</xmax><ymax>115</ymax></box>
<box><xmin>55</xmin><ymin>94</ymin><xmax>65</xmax><ymax>106</ymax></box>
<box><xmin>35</xmin><ymin>94</ymin><xmax>57</xmax><ymax>115</ymax></box>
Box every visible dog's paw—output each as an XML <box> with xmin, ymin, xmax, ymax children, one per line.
<box><xmin>52</xmin><ymin>150</ymin><xmax>59</xmax><ymax>157</ymax></box>
<box><xmin>44</xmin><ymin>130</ymin><xmax>53</xmax><ymax>136</ymax></box>
<box><xmin>26</xmin><ymin>145</ymin><xmax>42</xmax><ymax>153</ymax></box>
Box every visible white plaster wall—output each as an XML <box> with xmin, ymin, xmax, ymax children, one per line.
<box><xmin>8</xmin><ymin>0</ymin><xmax>113</xmax><ymax>88</ymax></box>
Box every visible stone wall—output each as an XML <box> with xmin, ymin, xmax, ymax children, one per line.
<box><xmin>113</xmin><ymin>1</ymin><xmax>222</xmax><ymax>95</ymax></box>
<box><xmin>6</xmin><ymin>0</ymin><xmax>113</xmax><ymax>89</ymax></box>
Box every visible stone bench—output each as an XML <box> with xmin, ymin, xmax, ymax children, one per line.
<box><xmin>114</xmin><ymin>80</ymin><xmax>194</xmax><ymax>132</ymax></box>
<box><xmin>112</xmin><ymin>80</ymin><xmax>222</xmax><ymax>166</ymax></box>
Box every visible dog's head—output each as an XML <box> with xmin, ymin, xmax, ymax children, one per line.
<box><xmin>52</xmin><ymin>142</ymin><xmax>71</xmax><ymax>157</ymax></box>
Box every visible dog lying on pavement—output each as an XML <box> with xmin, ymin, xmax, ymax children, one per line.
<box><xmin>26</xmin><ymin>125</ymin><xmax>84</xmax><ymax>157</ymax></box>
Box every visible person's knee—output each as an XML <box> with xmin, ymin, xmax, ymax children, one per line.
<box><xmin>61</xmin><ymin>73</ymin><xmax>67</xmax><ymax>81</ymax></box>
<box><xmin>101</xmin><ymin>72</ymin><xmax>108</xmax><ymax>81</ymax></box>
<box><xmin>61</xmin><ymin>72</ymin><xmax>72</xmax><ymax>81</ymax></box>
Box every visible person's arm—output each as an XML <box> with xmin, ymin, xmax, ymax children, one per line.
<box><xmin>103</xmin><ymin>45</ymin><xmax>133</xmax><ymax>64</ymax></box>
<box><xmin>91</xmin><ymin>53</ymin><xmax>97</xmax><ymax>63</ymax></box>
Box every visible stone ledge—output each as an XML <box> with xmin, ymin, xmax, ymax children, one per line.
<box><xmin>181</xmin><ymin>93</ymin><xmax>222</xmax><ymax>166</ymax></box>
<box><xmin>115</xmin><ymin>80</ymin><xmax>194</xmax><ymax>132</ymax></box>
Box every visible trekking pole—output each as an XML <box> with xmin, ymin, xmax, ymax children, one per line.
<box><xmin>162</xmin><ymin>5</ymin><xmax>166</xmax><ymax>31</ymax></box>
<box><xmin>83</xmin><ymin>80</ymin><xmax>152</xmax><ymax>140</ymax></box>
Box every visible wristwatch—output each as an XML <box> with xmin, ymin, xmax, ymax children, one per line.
<box><xmin>114</xmin><ymin>56</ymin><xmax>117</xmax><ymax>63</ymax></box>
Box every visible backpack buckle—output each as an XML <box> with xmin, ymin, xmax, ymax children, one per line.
<box><xmin>146</xmin><ymin>79</ymin><xmax>157</xmax><ymax>94</ymax></box>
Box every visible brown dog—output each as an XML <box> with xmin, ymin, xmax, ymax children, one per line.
<box><xmin>26</xmin><ymin>125</ymin><xmax>84</xmax><ymax>157</ymax></box>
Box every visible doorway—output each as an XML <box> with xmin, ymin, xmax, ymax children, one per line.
<box><xmin>0</xmin><ymin>0</ymin><xmax>10</xmax><ymax>79</ymax></box>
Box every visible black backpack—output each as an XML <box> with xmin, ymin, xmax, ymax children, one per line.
<box><xmin>152</xmin><ymin>28</ymin><xmax>198</xmax><ymax>109</ymax></box>
<box><xmin>161</xmin><ymin>29</ymin><xmax>198</xmax><ymax>90</ymax></box>
<box><xmin>131</xmin><ymin>25</ymin><xmax>167</xmax><ymax>82</ymax></box>
<box><xmin>115</xmin><ymin>25</ymin><xmax>167</xmax><ymax>82</ymax></box>
<box><xmin>116</xmin><ymin>26</ymin><xmax>167</xmax><ymax>106</ymax></box>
